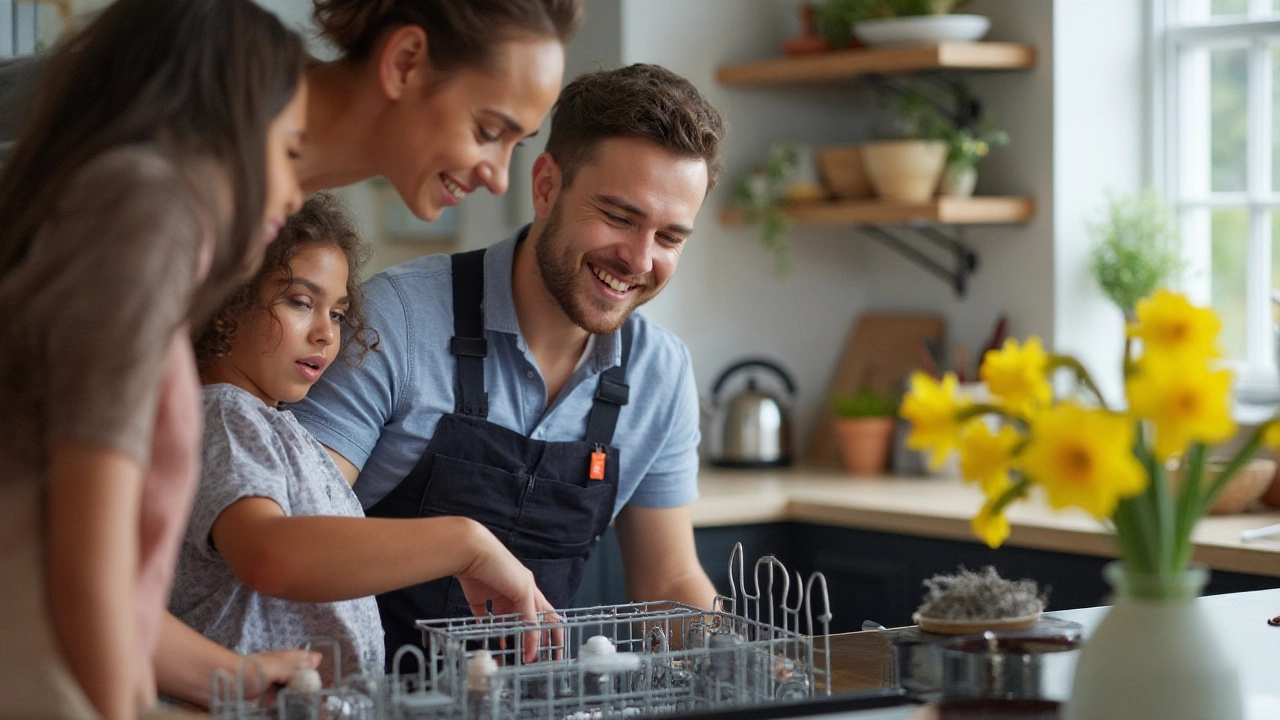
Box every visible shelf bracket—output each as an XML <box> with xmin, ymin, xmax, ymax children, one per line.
<box><xmin>859</xmin><ymin>223</ymin><xmax>978</xmax><ymax>298</ymax></box>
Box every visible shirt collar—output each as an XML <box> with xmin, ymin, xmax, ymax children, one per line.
<box><xmin>482</xmin><ymin>224</ymin><xmax>623</xmax><ymax>372</ymax></box>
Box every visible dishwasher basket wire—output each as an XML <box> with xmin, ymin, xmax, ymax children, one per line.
<box><xmin>209</xmin><ymin>543</ymin><xmax>831</xmax><ymax>719</ymax></box>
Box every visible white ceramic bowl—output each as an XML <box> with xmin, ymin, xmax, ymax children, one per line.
<box><xmin>854</xmin><ymin>14</ymin><xmax>992</xmax><ymax>47</ymax></box>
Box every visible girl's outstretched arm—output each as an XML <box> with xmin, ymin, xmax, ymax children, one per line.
<box><xmin>211</xmin><ymin>502</ymin><xmax>553</xmax><ymax>659</ymax></box>
<box><xmin>46</xmin><ymin>443</ymin><xmax>143</xmax><ymax>720</ymax></box>
<box><xmin>154</xmin><ymin>612</ymin><xmax>319</xmax><ymax>708</ymax></box>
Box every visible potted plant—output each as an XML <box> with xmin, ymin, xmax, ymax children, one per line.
<box><xmin>1088</xmin><ymin>188</ymin><xmax>1183</xmax><ymax>319</ymax></box>
<box><xmin>731</xmin><ymin>143</ymin><xmax>823</xmax><ymax>275</ymax></box>
<box><xmin>938</xmin><ymin>116</ymin><xmax>1008</xmax><ymax>197</ymax></box>
<box><xmin>860</xmin><ymin>84</ymin><xmax>950</xmax><ymax>203</ymax></box>
<box><xmin>899</xmin><ymin>289</ymin><xmax>1279</xmax><ymax>719</ymax></box>
<box><xmin>832</xmin><ymin>387</ymin><xmax>901</xmax><ymax>474</ymax></box>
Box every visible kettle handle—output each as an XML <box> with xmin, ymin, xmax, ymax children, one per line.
<box><xmin>711</xmin><ymin>358</ymin><xmax>797</xmax><ymax>404</ymax></box>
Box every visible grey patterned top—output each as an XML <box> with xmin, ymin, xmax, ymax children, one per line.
<box><xmin>170</xmin><ymin>384</ymin><xmax>384</xmax><ymax>677</ymax></box>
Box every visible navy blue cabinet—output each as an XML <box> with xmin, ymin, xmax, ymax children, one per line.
<box><xmin>574</xmin><ymin>523</ymin><xmax>1280</xmax><ymax>634</ymax></box>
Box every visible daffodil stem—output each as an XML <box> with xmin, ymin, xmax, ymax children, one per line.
<box><xmin>956</xmin><ymin>403</ymin><xmax>1017</xmax><ymax>423</ymax></box>
<box><xmin>1047</xmin><ymin>356</ymin><xmax>1110</xmax><ymax>411</ymax></box>
<box><xmin>1172</xmin><ymin>443</ymin><xmax>1206</xmax><ymax>572</ymax></box>
<box><xmin>992</xmin><ymin>476</ymin><xmax>1032</xmax><ymax>515</ymax></box>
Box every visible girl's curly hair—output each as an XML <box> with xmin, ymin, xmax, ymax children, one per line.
<box><xmin>194</xmin><ymin>192</ymin><xmax>378</xmax><ymax>369</ymax></box>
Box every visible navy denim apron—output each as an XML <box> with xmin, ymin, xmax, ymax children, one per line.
<box><xmin>366</xmin><ymin>249</ymin><xmax>631</xmax><ymax>662</ymax></box>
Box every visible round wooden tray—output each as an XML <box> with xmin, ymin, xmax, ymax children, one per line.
<box><xmin>912</xmin><ymin>611</ymin><xmax>1043</xmax><ymax>635</ymax></box>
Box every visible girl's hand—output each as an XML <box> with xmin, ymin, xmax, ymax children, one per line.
<box><xmin>456</xmin><ymin>522</ymin><xmax>562</xmax><ymax>663</ymax></box>
<box><xmin>243</xmin><ymin>649</ymin><xmax>321</xmax><ymax>702</ymax></box>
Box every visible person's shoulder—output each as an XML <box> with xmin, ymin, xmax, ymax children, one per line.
<box><xmin>375</xmin><ymin>251</ymin><xmax>454</xmax><ymax>285</ymax></box>
<box><xmin>61</xmin><ymin>145</ymin><xmax>194</xmax><ymax>215</ymax></box>
<box><xmin>625</xmin><ymin>311</ymin><xmax>692</xmax><ymax>366</ymax></box>
<box><xmin>202</xmin><ymin>383</ymin><xmax>286</xmax><ymax>435</ymax></box>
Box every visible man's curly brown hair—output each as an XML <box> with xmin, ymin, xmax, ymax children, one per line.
<box><xmin>194</xmin><ymin>192</ymin><xmax>378</xmax><ymax>370</ymax></box>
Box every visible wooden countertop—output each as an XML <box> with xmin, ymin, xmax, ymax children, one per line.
<box><xmin>691</xmin><ymin>467</ymin><xmax>1280</xmax><ymax>577</ymax></box>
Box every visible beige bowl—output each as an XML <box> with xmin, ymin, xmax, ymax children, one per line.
<box><xmin>1173</xmin><ymin>458</ymin><xmax>1277</xmax><ymax>514</ymax></box>
<box><xmin>859</xmin><ymin>139</ymin><xmax>947</xmax><ymax>203</ymax></box>
<box><xmin>815</xmin><ymin>146</ymin><xmax>873</xmax><ymax>199</ymax></box>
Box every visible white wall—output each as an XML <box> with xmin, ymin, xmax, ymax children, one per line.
<box><xmin>1050</xmin><ymin>0</ymin><xmax>1147</xmax><ymax>403</ymax></box>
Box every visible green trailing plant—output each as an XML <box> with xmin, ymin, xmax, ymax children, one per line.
<box><xmin>731</xmin><ymin>143</ymin><xmax>799</xmax><ymax>276</ymax></box>
<box><xmin>1088</xmin><ymin>189</ymin><xmax>1183</xmax><ymax>316</ymax></box>
<box><xmin>832</xmin><ymin>387</ymin><xmax>902</xmax><ymax>418</ymax></box>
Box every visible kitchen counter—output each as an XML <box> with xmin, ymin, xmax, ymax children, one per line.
<box><xmin>691</xmin><ymin>467</ymin><xmax>1280</xmax><ymax>578</ymax></box>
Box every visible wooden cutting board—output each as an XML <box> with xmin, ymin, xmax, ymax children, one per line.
<box><xmin>806</xmin><ymin>313</ymin><xmax>945</xmax><ymax>467</ymax></box>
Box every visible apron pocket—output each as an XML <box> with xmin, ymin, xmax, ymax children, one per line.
<box><xmin>519</xmin><ymin>477</ymin><xmax>613</xmax><ymax>550</ymax></box>
<box><xmin>419</xmin><ymin>454</ymin><xmax>525</xmax><ymax>528</ymax></box>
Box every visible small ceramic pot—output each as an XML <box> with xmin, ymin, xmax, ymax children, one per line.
<box><xmin>835</xmin><ymin>416</ymin><xmax>895</xmax><ymax>474</ymax></box>
<box><xmin>939</xmin><ymin>163</ymin><xmax>978</xmax><ymax>198</ymax></box>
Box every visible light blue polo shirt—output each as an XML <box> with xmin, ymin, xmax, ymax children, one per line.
<box><xmin>290</xmin><ymin>227</ymin><xmax>701</xmax><ymax>517</ymax></box>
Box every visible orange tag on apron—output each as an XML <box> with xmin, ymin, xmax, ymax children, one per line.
<box><xmin>589</xmin><ymin>451</ymin><xmax>606</xmax><ymax>480</ymax></box>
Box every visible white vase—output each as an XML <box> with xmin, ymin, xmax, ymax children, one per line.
<box><xmin>1063</xmin><ymin>563</ymin><xmax>1243</xmax><ymax>720</ymax></box>
<box><xmin>938</xmin><ymin>163</ymin><xmax>977</xmax><ymax>197</ymax></box>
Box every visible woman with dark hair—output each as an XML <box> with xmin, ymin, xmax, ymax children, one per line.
<box><xmin>0</xmin><ymin>0</ymin><xmax>308</xmax><ymax>716</ymax></box>
<box><xmin>299</xmin><ymin>0</ymin><xmax>583</xmax><ymax>219</ymax></box>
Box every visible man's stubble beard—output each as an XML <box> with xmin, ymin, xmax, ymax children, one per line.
<box><xmin>534</xmin><ymin>198</ymin><xmax>654</xmax><ymax>335</ymax></box>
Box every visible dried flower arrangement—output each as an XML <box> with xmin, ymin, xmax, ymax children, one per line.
<box><xmin>914</xmin><ymin>566</ymin><xmax>1047</xmax><ymax>632</ymax></box>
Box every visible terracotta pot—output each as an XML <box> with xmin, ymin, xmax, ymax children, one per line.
<box><xmin>859</xmin><ymin>140</ymin><xmax>947</xmax><ymax>203</ymax></box>
<box><xmin>816</xmin><ymin>146</ymin><xmax>874</xmax><ymax>199</ymax></box>
<box><xmin>835</xmin><ymin>417</ymin><xmax>895</xmax><ymax>475</ymax></box>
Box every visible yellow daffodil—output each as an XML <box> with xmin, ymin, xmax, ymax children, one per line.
<box><xmin>979</xmin><ymin>337</ymin><xmax>1053</xmax><ymax>415</ymax></box>
<box><xmin>900</xmin><ymin>371</ymin><xmax>967</xmax><ymax>469</ymax></box>
<box><xmin>958</xmin><ymin>422</ymin><xmax>1022</xmax><ymax>497</ymax></box>
<box><xmin>1125</xmin><ymin>356</ymin><xmax>1234</xmax><ymax>461</ymax></box>
<box><xmin>1018</xmin><ymin>403</ymin><xmax>1147</xmax><ymax>519</ymax></box>
<box><xmin>1264</xmin><ymin>421</ymin><xmax>1280</xmax><ymax>450</ymax></box>
<box><xmin>971</xmin><ymin>499</ymin><xmax>1011</xmax><ymax>549</ymax></box>
<box><xmin>1130</xmin><ymin>290</ymin><xmax>1222</xmax><ymax>360</ymax></box>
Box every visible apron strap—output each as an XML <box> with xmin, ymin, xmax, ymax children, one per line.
<box><xmin>584</xmin><ymin>321</ymin><xmax>634</xmax><ymax>446</ymax></box>
<box><xmin>449</xmin><ymin>249</ymin><xmax>489</xmax><ymax>418</ymax></box>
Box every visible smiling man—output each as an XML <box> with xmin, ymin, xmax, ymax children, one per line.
<box><xmin>290</xmin><ymin>63</ymin><xmax>726</xmax><ymax>662</ymax></box>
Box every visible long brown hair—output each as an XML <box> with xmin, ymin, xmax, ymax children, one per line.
<box><xmin>312</xmin><ymin>0</ymin><xmax>583</xmax><ymax>73</ymax></box>
<box><xmin>195</xmin><ymin>192</ymin><xmax>378</xmax><ymax>370</ymax></box>
<box><xmin>0</xmin><ymin>0</ymin><xmax>306</xmax><ymax>310</ymax></box>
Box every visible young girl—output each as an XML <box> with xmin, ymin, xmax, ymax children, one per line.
<box><xmin>0</xmin><ymin>1</ymin><xmax>308</xmax><ymax>717</ymax></box>
<box><xmin>173</xmin><ymin>193</ymin><xmax>553</xmax><ymax>678</ymax></box>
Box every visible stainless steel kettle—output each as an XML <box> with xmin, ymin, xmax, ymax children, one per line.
<box><xmin>709</xmin><ymin>358</ymin><xmax>796</xmax><ymax>468</ymax></box>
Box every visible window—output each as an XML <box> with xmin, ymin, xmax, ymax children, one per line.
<box><xmin>1154</xmin><ymin>0</ymin><xmax>1280</xmax><ymax>390</ymax></box>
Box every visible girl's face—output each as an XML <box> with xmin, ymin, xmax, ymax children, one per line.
<box><xmin>379</xmin><ymin>37</ymin><xmax>564</xmax><ymax>221</ymax></box>
<box><xmin>221</xmin><ymin>244</ymin><xmax>350</xmax><ymax>406</ymax></box>
<box><xmin>264</xmin><ymin>81</ymin><xmax>308</xmax><ymax>243</ymax></box>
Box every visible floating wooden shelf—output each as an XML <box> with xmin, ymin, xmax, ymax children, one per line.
<box><xmin>720</xmin><ymin>197</ymin><xmax>1036</xmax><ymax>227</ymax></box>
<box><xmin>716</xmin><ymin>42</ymin><xmax>1036</xmax><ymax>86</ymax></box>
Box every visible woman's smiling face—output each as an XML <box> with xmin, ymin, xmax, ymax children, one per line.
<box><xmin>378</xmin><ymin>36</ymin><xmax>565</xmax><ymax>221</ymax></box>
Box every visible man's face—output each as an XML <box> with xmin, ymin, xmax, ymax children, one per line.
<box><xmin>535</xmin><ymin>137</ymin><xmax>709</xmax><ymax>334</ymax></box>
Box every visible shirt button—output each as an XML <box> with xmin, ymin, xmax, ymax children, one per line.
<box><xmin>526</xmin><ymin>371</ymin><xmax>534</xmax><ymax>379</ymax></box>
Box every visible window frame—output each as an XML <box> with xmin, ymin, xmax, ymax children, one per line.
<box><xmin>1151</xmin><ymin>0</ymin><xmax>1280</xmax><ymax>392</ymax></box>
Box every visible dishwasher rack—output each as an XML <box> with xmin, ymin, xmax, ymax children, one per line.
<box><xmin>209</xmin><ymin>543</ymin><xmax>832</xmax><ymax>719</ymax></box>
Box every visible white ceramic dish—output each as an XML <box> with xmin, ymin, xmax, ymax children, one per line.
<box><xmin>854</xmin><ymin>14</ymin><xmax>991</xmax><ymax>47</ymax></box>
<box><xmin>912</xmin><ymin>610</ymin><xmax>1042</xmax><ymax>635</ymax></box>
